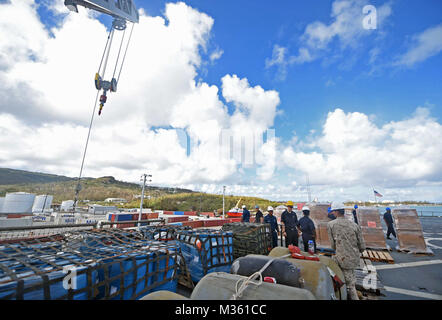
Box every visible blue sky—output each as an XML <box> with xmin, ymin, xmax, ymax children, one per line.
<box><xmin>1</xmin><ymin>0</ymin><xmax>441</xmax><ymax>202</ymax></box>
<box><xmin>120</xmin><ymin>0</ymin><xmax>442</xmax><ymax>148</ymax></box>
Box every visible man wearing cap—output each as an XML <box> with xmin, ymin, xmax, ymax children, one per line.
<box><xmin>241</xmin><ymin>205</ymin><xmax>250</xmax><ymax>223</ymax></box>
<box><xmin>327</xmin><ymin>202</ymin><xmax>366</xmax><ymax>300</ymax></box>
<box><xmin>327</xmin><ymin>207</ymin><xmax>336</xmax><ymax>220</ymax></box>
<box><xmin>254</xmin><ymin>205</ymin><xmax>263</xmax><ymax>223</ymax></box>
<box><xmin>352</xmin><ymin>205</ymin><xmax>359</xmax><ymax>224</ymax></box>
<box><xmin>281</xmin><ymin>201</ymin><xmax>301</xmax><ymax>247</ymax></box>
<box><xmin>383</xmin><ymin>207</ymin><xmax>396</xmax><ymax>240</ymax></box>
<box><xmin>299</xmin><ymin>206</ymin><xmax>316</xmax><ymax>253</ymax></box>
<box><xmin>264</xmin><ymin>206</ymin><xmax>279</xmax><ymax>248</ymax></box>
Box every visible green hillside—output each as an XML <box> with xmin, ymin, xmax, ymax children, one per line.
<box><xmin>0</xmin><ymin>168</ymin><xmax>72</xmax><ymax>185</ymax></box>
<box><xmin>123</xmin><ymin>192</ymin><xmax>282</xmax><ymax>212</ymax></box>
<box><xmin>0</xmin><ymin>169</ymin><xmax>193</xmax><ymax>203</ymax></box>
<box><xmin>0</xmin><ymin>169</ymin><xmax>281</xmax><ymax>211</ymax></box>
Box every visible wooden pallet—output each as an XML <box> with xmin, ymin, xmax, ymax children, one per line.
<box><xmin>361</xmin><ymin>249</ymin><xmax>394</xmax><ymax>264</ymax></box>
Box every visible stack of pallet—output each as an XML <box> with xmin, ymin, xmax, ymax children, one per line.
<box><xmin>392</xmin><ymin>208</ymin><xmax>433</xmax><ymax>255</ymax></box>
<box><xmin>356</xmin><ymin>208</ymin><xmax>389</xmax><ymax>250</ymax></box>
<box><xmin>202</xmin><ymin>219</ymin><xmax>230</xmax><ymax>227</ymax></box>
<box><xmin>309</xmin><ymin>204</ymin><xmax>333</xmax><ymax>249</ymax></box>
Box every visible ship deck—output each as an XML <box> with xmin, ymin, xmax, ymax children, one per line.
<box><xmin>375</xmin><ymin>216</ymin><xmax>442</xmax><ymax>300</ymax></box>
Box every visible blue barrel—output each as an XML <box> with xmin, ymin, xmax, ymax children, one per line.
<box><xmin>176</xmin><ymin>230</ymin><xmax>233</xmax><ymax>282</ymax></box>
<box><xmin>150</xmin><ymin>241</ymin><xmax>180</xmax><ymax>293</ymax></box>
<box><xmin>0</xmin><ymin>242</ymin><xmax>97</xmax><ymax>301</ymax></box>
<box><xmin>95</xmin><ymin>249</ymin><xmax>156</xmax><ymax>300</ymax></box>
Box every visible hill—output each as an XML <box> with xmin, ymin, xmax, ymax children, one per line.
<box><xmin>0</xmin><ymin>169</ymin><xmax>193</xmax><ymax>203</ymax></box>
<box><xmin>0</xmin><ymin>168</ymin><xmax>73</xmax><ymax>185</ymax></box>
<box><xmin>122</xmin><ymin>192</ymin><xmax>282</xmax><ymax>212</ymax></box>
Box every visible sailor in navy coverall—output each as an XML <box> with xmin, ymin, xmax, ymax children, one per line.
<box><xmin>264</xmin><ymin>206</ymin><xmax>279</xmax><ymax>248</ymax></box>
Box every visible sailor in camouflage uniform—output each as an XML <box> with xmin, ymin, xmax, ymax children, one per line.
<box><xmin>327</xmin><ymin>202</ymin><xmax>366</xmax><ymax>300</ymax></box>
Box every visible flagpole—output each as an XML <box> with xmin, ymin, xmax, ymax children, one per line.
<box><xmin>372</xmin><ymin>186</ymin><xmax>376</xmax><ymax>205</ymax></box>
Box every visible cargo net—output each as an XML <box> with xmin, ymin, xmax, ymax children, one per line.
<box><xmin>221</xmin><ymin>223</ymin><xmax>272</xmax><ymax>259</ymax></box>
<box><xmin>175</xmin><ymin>229</ymin><xmax>234</xmax><ymax>283</ymax></box>
<box><xmin>0</xmin><ymin>229</ymin><xmax>181</xmax><ymax>300</ymax></box>
<box><xmin>138</xmin><ymin>225</ymin><xmax>191</xmax><ymax>241</ymax></box>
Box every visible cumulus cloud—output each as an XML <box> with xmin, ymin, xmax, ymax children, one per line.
<box><xmin>266</xmin><ymin>0</ymin><xmax>392</xmax><ymax>79</ymax></box>
<box><xmin>0</xmin><ymin>0</ymin><xmax>279</xmax><ymax>187</ymax></box>
<box><xmin>394</xmin><ymin>23</ymin><xmax>442</xmax><ymax>67</ymax></box>
<box><xmin>282</xmin><ymin>107</ymin><xmax>442</xmax><ymax>189</ymax></box>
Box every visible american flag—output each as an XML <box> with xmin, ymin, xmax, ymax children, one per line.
<box><xmin>374</xmin><ymin>190</ymin><xmax>383</xmax><ymax>197</ymax></box>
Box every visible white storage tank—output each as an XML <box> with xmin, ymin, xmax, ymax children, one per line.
<box><xmin>2</xmin><ymin>192</ymin><xmax>35</xmax><ymax>214</ymax></box>
<box><xmin>61</xmin><ymin>200</ymin><xmax>75</xmax><ymax>211</ymax></box>
<box><xmin>32</xmin><ymin>195</ymin><xmax>53</xmax><ymax>213</ymax></box>
<box><xmin>0</xmin><ymin>197</ymin><xmax>4</xmax><ymax>213</ymax></box>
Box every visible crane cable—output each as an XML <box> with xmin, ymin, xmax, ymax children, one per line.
<box><xmin>117</xmin><ymin>22</ymin><xmax>135</xmax><ymax>83</ymax></box>
<box><xmin>73</xmin><ymin>23</ymin><xmax>135</xmax><ymax>211</ymax></box>
<box><xmin>112</xmin><ymin>27</ymin><xmax>126</xmax><ymax>80</ymax></box>
<box><xmin>100</xmin><ymin>28</ymin><xmax>115</xmax><ymax>79</ymax></box>
<box><xmin>97</xmin><ymin>28</ymin><xmax>113</xmax><ymax>76</ymax></box>
<box><xmin>73</xmin><ymin>90</ymin><xmax>100</xmax><ymax>211</ymax></box>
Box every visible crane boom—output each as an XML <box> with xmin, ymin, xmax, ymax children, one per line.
<box><xmin>65</xmin><ymin>0</ymin><xmax>139</xmax><ymax>23</ymax></box>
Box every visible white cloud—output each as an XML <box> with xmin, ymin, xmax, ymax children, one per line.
<box><xmin>301</xmin><ymin>0</ymin><xmax>391</xmax><ymax>51</ymax></box>
<box><xmin>282</xmin><ymin>107</ymin><xmax>442</xmax><ymax>189</ymax></box>
<box><xmin>0</xmin><ymin>0</ymin><xmax>48</xmax><ymax>70</ymax></box>
<box><xmin>0</xmin><ymin>1</ymin><xmax>279</xmax><ymax>187</ymax></box>
<box><xmin>265</xmin><ymin>46</ymin><xmax>313</xmax><ymax>80</ymax></box>
<box><xmin>394</xmin><ymin>24</ymin><xmax>442</xmax><ymax>67</ymax></box>
<box><xmin>222</xmin><ymin>74</ymin><xmax>280</xmax><ymax>132</ymax></box>
<box><xmin>266</xmin><ymin>0</ymin><xmax>392</xmax><ymax>78</ymax></box>
<box><xmin>209</xmin><ymin>48</ymin><xmax>224</xmax><ymax>62</ymax></box>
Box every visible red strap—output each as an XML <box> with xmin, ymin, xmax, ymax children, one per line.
<box><xmin>304</xmin><ymin>255</ymin><xmax>320</xmax><ymax>261</ymax></box>
<box><xmin>291</xmin><ymin>253</ymin><xmax>305</xmax><ymax>259</ymax></box>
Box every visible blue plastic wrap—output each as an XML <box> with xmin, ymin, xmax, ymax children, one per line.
<box><xmin>150</xmin><ymin>241</ymin><xmax>180</xmax><ymax>293</ymax></box>
<box><xmin>176</xmin><ymin>230</ymin><xmax>233</xmax><ymax>282</ymax></box>
<box><xmin>96</xmin><ymin>252</ymin><xmax>155</xmax><ymax>300</ymax></box>
<box><xmin>0</xmin><ymin>230</ymin><xmax>181</xmax><ymax>300</ymax></box>
<box><xmin>0</xmin><ymin>241</ymin><xmax>97</xmax><ymax>300</ymax></box>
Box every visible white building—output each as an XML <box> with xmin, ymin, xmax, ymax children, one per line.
<box><xmin>104</xmin><ymin>198</ymin><xmax>127</xmax><ymax>203</ymax></box>
<box><xmin>61</xmin><ymin>200</ymin><xmax>75</xmax><ymax>211</ymax></box>
<box><xmin>88</xmin><ymin>204</ymin><xmax>118</xmax><ymax>214</ymax></box>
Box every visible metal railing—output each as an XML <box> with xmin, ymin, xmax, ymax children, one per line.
<box><xmin>0</xmin><ymin>218</ymin><xmax>165</xmax><ymax>241</ymax></box>
<box><xmin>416</xmin><ymin>211</ymin><xmax>442</xmax><ymax>217</ymax></box>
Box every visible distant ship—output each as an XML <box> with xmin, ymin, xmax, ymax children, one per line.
<box><xmin>226</xmin><ymin>208</ymin><xmax>243</xmax><ymax>218</ymax></box>
<box><xmin>226</xmin><ymin>198</ymin><xmax>243</xmax><ymax>218</ymax></box>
